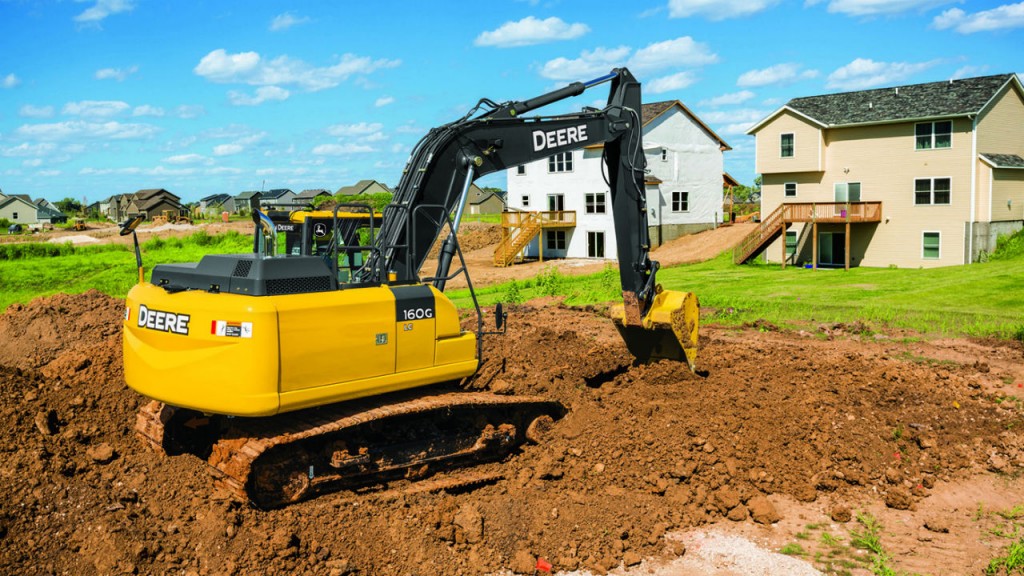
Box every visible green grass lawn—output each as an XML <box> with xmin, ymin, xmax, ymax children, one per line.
<box><xmin>448</xmin><ymin>249</ymin><xmax>1024</xmax><ymax>340</ymax></box>
<box><xmin>3</xmin><ymin>227</ymin><xmax>1023</xmax><ymax>340</ymax></box>
<box><xmin>0</xmin><ymin>231</ymin><xmax>251</xmax><ymax>310</ymax></box>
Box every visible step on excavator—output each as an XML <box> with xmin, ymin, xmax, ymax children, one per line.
<box><xmin>121</xmin><ymin>68</ymin><xmax>700</xmax><ymax>508</ymax></box>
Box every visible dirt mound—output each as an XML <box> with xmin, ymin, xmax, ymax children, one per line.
<box><xmin>1</xmin><ymin>293</ymin><xmax>1022</xmax><ymax>575</ymax></box>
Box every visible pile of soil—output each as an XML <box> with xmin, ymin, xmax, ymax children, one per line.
<box><xmin>1</xmin><ymin>292</ymin><xmax>1022</xmax><ymax>575</ymax></box>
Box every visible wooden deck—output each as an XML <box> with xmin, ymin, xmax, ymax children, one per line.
<box><xmin>733</xmin><ymin>202</ymin><xmax>883</xmax><ymax>269</ymax></box>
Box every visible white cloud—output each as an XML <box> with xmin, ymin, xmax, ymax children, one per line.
<box><xmin>312</xmin><ymin>143</ymin><xmax>376</xmax><ymax>155</ymax></box>
<box><xmin>17</xmin><ymin>120</ymin><xmax>159</xmax><ymax>141</ymax></box>
<box><xmin>819</xmin><ymin>0</ymin><xmax>957</xmax><ymax>16</ymax></box>
<box><xmin>270</xmin><ymin>12</ymin><xmax>310</xmax><ymax>31</ymax></box>
<box><xmin>19</xmin><ymin>105</ymin><xmax>55</xmax><ymax>118</ymax></box>
<box><xmin>647</xmin><ymin>71</ymin><xmax>698</xmax><ymax>94</ymax></box>
<box><xmin>164</xmin><ymin>153</ymin><xmax>213</xmax><ymax>165</ymax></box>
<box><xmin>133</xmin><ymin>105</ymin><xmax>164</xmax><ymax>117</ymax></box>
<box><xmin>325</xmin><ymin>122</ymin><xmax>384</xmax><ymax>137</ymax></box>
<box><xmin>951</xmin><ymin>64</ymin><xmax>989</xmax><ymax>79</ymax></box>
<box><xmin>668</xmin><ymin>0</ymin><xmax>779</xmax><ymax>19</ymax></box>
<box><xmin>737</xmin><ymin>63</ymin><xmax>819</xmax><ymax>87</ymax></box>
<box><xmin>62</xmin><ymin>100</ymin><xmax>131</xmax><ymax>118</ymax></box>
<box><xmin>719</xmin><ymin>122</ymin><xmax>761</xmax><ymax>136</ymax></box>
<box><xmin>37</xmin><ymin>169</ymin><xmax>61</xmax><ymax>177</ymax></box>
<box><xmin>195</xmin><ymin>49</ymin><xmax>401</xmax><ymax>92</ymax></box>
<box><xmin>3</xmin><ymin>73</ymin><xmax>20</xmax><ymax>88</ymax></box>
<box><xmin>2</xmin><ymin>142</ymin><xmax>58</xmax><ymax>157</ymax></box>
<box><xmin>540</xmin><ymin>46</ymin><xmax>633</xmax><ymax>81</ymax></box>
<box><xmin>700</xmin><ymin>90</ymin><xmax>755</xmax><ymax>107</ymax></box>
<box><xmin>74</xmin><ymin>0</ymin><xmax>134</xmax><ymax>24</ymax></box>
<box><xmin>826</xmin><ymin>58</ymin><xmax>939</xmax><ymax>90</ymax></box>
<box><xmin>629</xmin><ymin>37</ymin><xmax>717</xmax><ymax>71</ymax></box>
<box><xmin>699</xmin><ymin>108</ymin><xmax>769</xmax><ymax>124</ymax></box>
<box><xmin>95</xmin><ymin>65</ymin><xmax>138</xmax><ymax>81</ymax></box>
<box><xmin>933</xmin><ymin>3</ymin><xmax>1024</xmax><ymax>33</ymax></box>
<box><xmin>175</xmin><ymin>105</ymin><xmax>205</xmax><ymax>119</ymax></box>
<box><xmin>213</xmin><ymin>144</ymin><xmax>244</xmax><ymax>156</ymax></box>
<box><xmin>539</xmin><ymin>37</ymin><xmax>715</xmax><ymax>82</ymax></box>
<box><xmin>474</xmin><ymin>16</ymin><xmax>590</xmax><ymax>47</ymax></box>
<box><xmin>23</xmin><ymin>158</ymin><xmax>43</xmax><ymax>167</ymax></box>
<box><xmin>228</xmin><ymin>86</ymin><xmax>290</xmax><ymax>106</ymax></box>
<box><xmin>375</xmin><ymin>96</ymin><xmax>395</xmax><ymax>107</ymax></box>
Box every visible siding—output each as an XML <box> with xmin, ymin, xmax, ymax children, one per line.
<box><xmin>763</xmin><ymin>118</ymin><xmax>974</xmax><ymax>268</ymax></box>
<box><xmin>992</xmin><ymin>170</ymin><xmax>1024</xmax><ymax>222</ymax></box>
<box><xmin>754</xmin><ymin>111</ymin><xmax>823</xmax><ymax>174</ymax></box>
<box><xmin>977</xmin><ymin>83</ymin><xmax>1024</xmax><ymax>156</ymax></box>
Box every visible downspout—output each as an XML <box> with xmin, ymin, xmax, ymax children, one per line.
<box><xmin>968</xmin><ymin>114</ymin><xmax>977</xmax><ymax>264</ymax></box>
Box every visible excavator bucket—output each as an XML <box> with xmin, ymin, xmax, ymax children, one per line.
<box><xmin>611</xmin><ymin>288</ymin><xmax>699</xmax><ymax>371</ymax></box>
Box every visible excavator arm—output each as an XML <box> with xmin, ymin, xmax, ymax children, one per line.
<box><xmin>366</xmin><ymin>68</ymin><xmax>698</xmax><ymax>368</ymax></box>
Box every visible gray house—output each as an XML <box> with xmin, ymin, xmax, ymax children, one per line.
<box><xmin>0</xmin><ymin>195</ymin><xmax>39</xmax><ymax>225</ymax></box>
<box><xmin>198</xmin><ymin>193</ymin><xmax>237</xmax><ymax>215</ymax></box>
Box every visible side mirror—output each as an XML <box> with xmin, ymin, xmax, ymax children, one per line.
<box><xmin>494</xmin><ymin>302</ymin><xmax>505</xmax><ymax>331</ymax></box>
<box><xmin>119</xmin><ymin>215</ymin><xmax>145</xmax><ymax>237</ymax></box>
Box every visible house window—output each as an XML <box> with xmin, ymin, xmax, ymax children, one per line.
<box><xmin>784</xmin><ymin>183</ymin><xmax>797</xmax><ymax>198</ymax></box>
<box><xmin>834</xmin><ymin>182</ymin><xmax>861</xmax><ymax>202</ymax></box>
<box><xmin>545</xmin><ymin>230</ymin><xmax>566</xmax><ymax>250</ymax></box>
<box><xmin>547</xmin><ymin>194</ymin><xmax>564</xmax><ymax>212</ymax></box>
<box><xmin>914</xmin><ymin>178</ymin><xmax>951</xmax><ymax>205</ymax></box>
<box><xmin>780</xmin><ymin>133</ymin><xmax>794</xmax><ymax>158</ymax></box>
<box><xmin>587</xmin><ymin>231</ymin><xmax>605</xmax><ymax>258</ymax></box>
<box><xmin>671</xmin><ymin>191</ymin><xmax>689</xmax><ymax>212</ymax></box>
<box><xmin>516</xmin><ymin>165</ymin><xmax>526</xmax><ymax>175</ymax></box>
<box><xmin>785</xmin><ymin>231</ymin><xmax>797</xmax><ymax>256</ymax></box>
<box><xmin>915</xmin><ymin>121</ymin><xmax>952</xmax><ymax>150</ymax></box>
<box><xmin>922</xmin><ymin>232</ymin><xmax>940</xmax><ymax>259</ymax></box>
<box><xmin>661</xmin><ymin>149</ymin><xmax>668</xmax><ymax>162</ymax></box>
<box><xmin>548</xmin><ymin>152</ymin><xmax>573</xmax><ymax>173</ymax></box>
<box><xmin>12</xmin><ymin>212</ymin><xmax>18</xmax><ymax>220</ymax></box>
<box><xmin>521</xmin><ymin>195</ymin><xmax>530</xmax><ymax>208</ymax></box>
<box><xmin>585</xmin><ymin>193</ymin><xmax>606</xmax><ymax>214</ymax></box>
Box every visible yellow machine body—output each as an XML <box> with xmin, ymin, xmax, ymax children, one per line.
<box><xmin>123</xmin><ymin>282</ymin><xmax>479</xmax><ymax>417</ymax></box>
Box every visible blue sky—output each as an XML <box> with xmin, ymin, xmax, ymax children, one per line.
<box><xmin>1</xmin><ymin>0</ymin><xmax>1022</xmax><ymax>204</ymax></box>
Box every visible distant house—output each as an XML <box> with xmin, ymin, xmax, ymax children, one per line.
<box><xmin>198</xmin><ymin>193</ymin><xmax>236</xmax><ymax>215</ymax></box>
<box><xmin>744</xmin><ymin>73</ymin><xmax>1024</xmax><ymax>268</ymax></box>
<box><xmin>0</xmin><ymin>196</ymin><xmax>39</xmax><ymax>225</ymax></box>
<box><xmin>504</xmin><ymin>99</ymin><xmax>730</xmax><ymax>263</ymax></box>
<box><xmin>260</xmin><ymin>189</ymin><xmax>298</xmax><ymax>209</ymax></box>
<box><xmin>235</xmin><ymin>191</ymin><xmax>261</xmax><ymax>213</ymax></box>
<box><xmin>294</xmin><ymin>188</ymin><xmax>332</xmax><ymax>207</ymax></box>
<box><xmin>336</xmin><ymin>180</ymin><xmax>392</xmax><ymax>196</ymax></box>
<box><xmin>111</xmin><ymin>188</ymin><xmax>185</xmax><ymax>221</ymax></box>
<box><xmin>468</xmin><ymin>185</ymin><xmax>506</xmax><ymax>215</ymax></box>
<box><xmin>36</xmin><ymin>204</ymin><xmax>68</xmax><ymax>225</ymax></box>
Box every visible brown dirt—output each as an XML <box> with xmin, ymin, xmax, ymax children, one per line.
<box><xmin>2</xmin><ymin>290</ymin><xmax>1023</xmax><ymax>575</ymax></box>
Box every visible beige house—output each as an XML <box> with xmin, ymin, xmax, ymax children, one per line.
<box><xmin>742</xmin><ymin>73</ymin><xmax>1024</xmax><ymax>268</ymax></box>
<box><xmin>336</xmin><ymin>180</ymin><xmax>393</xmax><ymax>196</ymax></box>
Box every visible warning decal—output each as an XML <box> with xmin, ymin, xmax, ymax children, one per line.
<box><xmin>211</xmin><ymin>320</ymin><xmax>254</xmax><ymax>338</ymax></box>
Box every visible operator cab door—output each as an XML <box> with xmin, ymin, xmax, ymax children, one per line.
<box><xmin>392</xmin><ymin>285</ymin><xmax>436</xmax><ymax>373</ymax></box>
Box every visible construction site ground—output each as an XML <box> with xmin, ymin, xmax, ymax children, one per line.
<box><xmin>1</xmin><ymin>221</ymin><xmax>1023</xmax><ymax>575</ymax></box>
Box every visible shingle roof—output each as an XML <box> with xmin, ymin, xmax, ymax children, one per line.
<box><xmin>784</xmin><ymin>74</ymin><xmax>1016</xmax><ymax>126</ymax></box>
<box><xmin>295</xmin><ymin>189</ymin><xmax>330</xmax><ymax>200</ymax></box>
<box><xmin>981</xmin><ymin>153</ymin><xmax>1024</xmax><ymax>168</ymax></box>
<box><xmin>262</xmin><ymin>188</ymin><xmax>293</xmax><ymax>199</ymax></box>
<box><xmin>200</xmin><ymin>193</ymin><xmax>231</xmax><ymax>203</ymax></box>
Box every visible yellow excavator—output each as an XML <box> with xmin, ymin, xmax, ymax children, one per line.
<box><xmin>121</xmin><ymin>68</ymin><xmax>699</xmax><ymax>508</ymax></box>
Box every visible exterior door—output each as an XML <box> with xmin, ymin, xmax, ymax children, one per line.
<box><xmin>819</xmin><ymin>232</ymin><xmax>845</xmax><ymax>266</ymax></box>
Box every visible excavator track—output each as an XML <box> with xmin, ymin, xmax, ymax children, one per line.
<box><xmin>136</xmin><ymin>391</ymin><xmax>564</xmax><ymax>509</ymax></box>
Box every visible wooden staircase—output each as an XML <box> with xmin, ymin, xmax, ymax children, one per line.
<box><xmin>494</xmin><ymin>212</ymin><xmax>542</xmax><ymax>267</ymax></box>
<box><xmin>733</xmin><ymin>201</ymin><xmax>883</xmax><ymax>265</ymax></box>
<box><xmin>733</xmin><ymin>204</ymin><xmax>789</xmax><ymax>264</ymax></box>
